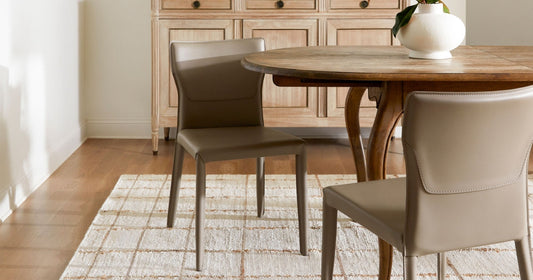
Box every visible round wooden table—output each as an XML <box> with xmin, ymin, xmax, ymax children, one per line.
<box><xmin>242</xmin><ymin>45</ymin><xmax>533</xmax><ymax>280</ymax></box>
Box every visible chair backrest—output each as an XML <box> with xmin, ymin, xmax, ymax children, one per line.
<box><xmin>402</xmin><ymin>86</ymin><xmax>533</xmax><ymax>256</ymax></box>
<box><xmin>170</xmin><ymin>38</ymin><xmax>266</xmax><ymax>130</ymax></box>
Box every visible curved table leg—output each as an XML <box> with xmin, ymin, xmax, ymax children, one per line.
<box><xmin>367</xmin><ymin>82</ymin><xmax>404</xmax><ymax>280</ymax></box>
<box><xmin>344</xmin><ymin>87</ymin><xmax>368</xmax><ymax>182</ymax></box>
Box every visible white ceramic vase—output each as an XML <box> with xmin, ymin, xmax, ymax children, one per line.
<box><xmin>397</xmin><ymin>3</ymin><xmax>465</xmax><ymax>59</ymax></box>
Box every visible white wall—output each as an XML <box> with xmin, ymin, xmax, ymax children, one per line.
<box><xmin>84</xmin><ymin>0</ymin><xmax>152</xmax><ymax>138</ymax></box>
<box><xmin>444</xmin><ymin>0</ymin><xmax>466</xmax><ymax>29</ymax></box>
<box><xmin>0</xmin><ymin>0</ymin><xmax>86</xmax><ymax>221</ymax></box>
<box><xmin>407</xmin><ymin>0</ymin><xmax>466</xmax><ymax>25</ymax></box>
<box><xmin>467</xmin><ymin>0</ymin><xmax>533</xmax><ymax>45</ymax></box>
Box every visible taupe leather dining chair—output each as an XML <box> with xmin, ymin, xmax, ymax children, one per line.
<box><xmin>321</xmin><ymin>86</ymin><xmax>533</xmax><ymax>280</ymax></box>
<box><xmin>167</xmin><ymin>38</ymin><xmax>308</xmax><ymax>271</ymax></box>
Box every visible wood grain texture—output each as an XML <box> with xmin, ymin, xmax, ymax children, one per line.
<box><xmin>379</xmin><ymin>238</ymin><xmax>394</xmax><ymax>280</ymax></box>
<box><xmin>245</xmin><ymin>0</ymin><xmax>316</xmax><ymax>10</ymax></box>
<box><xmin>344</xmin><ymin>87</ymin><xmax>368</xmax><ymax>182</ymax></box>
<box><xmin>152</xmin><ymin>19</ymin><xmax>234</xmax><ymax>153</ymax></box>
<box><xmin>365</xmin><ymin>81</ymin><xmax>404</xmax><ymax>280</ymax></box>
<box><xmin>243</xmin><ymin>45</ymin><xmax>533</xmax><ymax>280</ymax></box>
<box><xmin>151</xmin><ymin>0</ymin><xmax>409</xmax><ymax>153</ymax></box>
<box><xmin>242</xmin><ymin>19</ymin><xmax>318</xmax><ymax>112</ymax></box>
<box><xmin>366</xmin><ymin>82</ymin><xmax>404</xmax><ymax>181</ymax></box>
<box><xmin>2</xmin><ymin>138</ymin><xmax>532</xmax><ymax>279</ymax></box>
<box><xmin>329</xmin><ymin>0</ymin><xmax>400</xmax><ymax>9</ymax></box>
<box><xmin>0</xmin><ymin>139</ymin><xmax>405</xmax><ymax>280</ymax></box>
<box><xmin>242</xmin><ymin>46</ymin><xmax>533</xmax><ymax>82</ymax></box>
<box><xmin>162</xmin><ymin>0</ymin><xmax>232</xmax><ymax>9</ymax></box>
<box><xmin>325</xmin><ymin>19</ymin><xmax>397</xmax><ymax>123</ymax></box>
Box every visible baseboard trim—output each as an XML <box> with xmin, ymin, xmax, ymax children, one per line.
<box><xmin>85</xmin><ymin>119</ymin><xmax>402</xmax><ymax>139</ymax></box>
<box><xmin>274</xmin><ymin>127</ymin><xmax>402</xmax><ymax>139</ymax></box>
<box><xmin>273</xmin><ymin>127</ymin><xmax>351</xmax><ymax>139</ymax></box>
<box><xmin>0</xmin><ymin>124</ymin><xmax>86</xmax><ymax>223</ymax></box>
<box><xmin>86</xmin><ymin>119</ymin><xmax>152</xmax><ymax>139</ymax></box>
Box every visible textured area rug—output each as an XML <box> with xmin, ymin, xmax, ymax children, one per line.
<box><xmin>61</xmin><ymin>174</ymin><xmax>533</xmax><ymax>279</ymax></box>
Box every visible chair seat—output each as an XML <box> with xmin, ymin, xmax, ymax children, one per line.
<box><xmin>323</xmin><ymin>178</ymin><xmax>406</xmax><ymax>250</ymax></box>
<box><xmin>178</xmin><ymin>126</ymin><xmax>305</xmax><ymax>162</ymax></box>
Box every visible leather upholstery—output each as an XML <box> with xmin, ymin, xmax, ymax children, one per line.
<box><xmin>168</xmin><ymin>38</ymin><xmax>308</xmax><ymax>271</ymax></box>
<box><xmin>171</xmin><ymin>39</ymin><xmax>265</xmax><ymax>130</ymax></box>
<box><xmin>403</xmin><ymin>87</ymin><xmax>533</xmax><ymax>256</ymax></box>
<box><xmin>322</xmin><ymin>85</ymin><xmax>533</xmax><ymax>279</ymax></box>
<box><xmin>323</xmin><ymin>178</ymin><xmax>406</xmax><ymax>250</ymax></box>
<box><xmin>178</xmin><ymin>126</ymin><xmax>304</xmax><ymax>162</ymax></box>
<box><xmin>170</xmin><ymin>39</ymin><xmax>304</xmax><ymax>161</ymax></box>
<box><xmin>403</xmin><ymin>88</ymin><xmax>533</xmax><ymax>195</ymax></box>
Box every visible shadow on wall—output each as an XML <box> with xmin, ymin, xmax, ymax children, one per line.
<box><xmin>0</xmin><ymin>65</ymin><xmax>31</xmax><ymax>220</ymax></box>
<box><xmin>0</xmin><ymin>0</ymin><xmax>87</xmax><ymax>222</ymax></box>
<box><xmin>0</xmin><ymin>0</ymin><xmax>40</xmax><ymax>221</ymax></box>
<box><xmin>0</xmin><ymin>66</ymin><xmax>12</xmax><ymax>210</ymax></box>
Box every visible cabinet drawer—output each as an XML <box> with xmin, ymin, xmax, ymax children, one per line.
<box><xmin>162</xmin><ymin>0</ymin><xmax>231</xmax><ymax>10</ymax></box>
<box><xmin>246</xmin><ymin>0</ymin><xmax>315</xmax><ymax>10</ymax></box>
<box><xmin>330</xmin><ymin>0</ymin><xmax>399</xmax><ymax>10</ymax></box>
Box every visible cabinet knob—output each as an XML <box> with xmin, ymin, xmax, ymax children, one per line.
<box><xmin>276</xmin><ymin>0</ymin><xmax>284</xmax><ymax>8</ymax></box>
<box><xmin>192</xmin><ymin>0</ymin><xmax>201</xmax><ymax>8</ymax></box>
<box><xmin>359</xmin><ymin>0</ymin><xmax>369</xmax><ymax>8</ymax></box>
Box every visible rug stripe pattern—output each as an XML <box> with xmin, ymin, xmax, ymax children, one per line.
<box><xmin>61</xmin><ymin>174</ymin><xmax>533</xmax><ymax>279</ymax></box>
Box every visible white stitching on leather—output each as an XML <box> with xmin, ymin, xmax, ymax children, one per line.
<box><xmin>404</xmin><ymin>140</ymin><xmax>533</xmax><ymax>194</ymax></box>
<box><xmin>403</xmin><ymin>89</ymin><xmax>533</xmax><ymax>194</ymax></box>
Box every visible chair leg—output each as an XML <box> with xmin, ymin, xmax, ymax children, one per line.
<box><xmin>256</xmin><ymin>157</ymin><xmax>265</xmax><ymax>217</ymax></box>
<box><xmin>195</xmin><ymin>158</ymin><xmax>207</xmax><ymax>271</ymax></box>
<box><xmin>403</xmin><ymin>256</ymin><xmax>417</xmax><ymax>280</ymax></box>
<box><xmin>437</xmin><ymin>252</ymin><xmax>446</xmax><ymax>280</ymax></box>
<box><xmin>167</xmin><ymin>143</ymin><xmax>185</xmax><ymax>227</ymax></box>
<box><xmin>296</xmin><ymin>152</ymin><xmax>308</xmax><ymax>256</ymax></box>
<box><xmin>321</xmin><ymin>201</ymin><xmax>338</xmax><ymax>280</ymax></box>
<box><xmin>516</xmin><ymin>236</ymin><xmax>533</xmax><ymax>280</ymax></box>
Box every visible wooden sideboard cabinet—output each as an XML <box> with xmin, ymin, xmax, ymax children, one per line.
<box><xmin>151</xmin><ymin>0</ymin><xmax>406</xmax><ymax>154</ymax></box>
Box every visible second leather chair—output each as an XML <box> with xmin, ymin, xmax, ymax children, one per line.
<box><xmin>322</xmin><ymin>86</ymin><xmax>533</xmax><ymax>280</ymax></box>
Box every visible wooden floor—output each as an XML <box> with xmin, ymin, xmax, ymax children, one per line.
<box><xmin>0</xmin><ymin>138</ymin><xmax>530</xmax><ymax>280</ymax></box>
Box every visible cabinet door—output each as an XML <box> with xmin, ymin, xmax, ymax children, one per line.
<box><xmin>155</xmin><ymin>19</ymin><xmax>234</xmax><ymax>127</ymax></box>
<box><xmin>242</xmin><ymin>19</ymin><xmax>319</xmax><ymax>127</ymax></box>
<box><xmin>326</xmin><ymin>19</ymin><xmax>397</xmax><ymax>127</ymax></box>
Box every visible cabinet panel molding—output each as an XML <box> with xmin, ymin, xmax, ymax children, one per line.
<box><xmin>243</xmin><ymin>19</ymin><xmax>319</xmax><ymax>125</ymax></box>
<box><xmin>329</xmin><ymin>0</ymin><xmax>400</xmax><ymax>10</ymax></box>
<box><xmin>162</xmin><ymin>0</ymin><xmax>232</xmax><ymax>10</ymax></box>
<box><xmin>245</xmin><ymin>0</ymin><xmax>316</xmax><ymax>10</ymax></box>
<box><xmin>152</xmin><ymin>19</ymin><xmax>234</xmax><ymax>150</ymax></box>
<box><xmin>325</xmin><ymin>18</ymin><xmax>396</xmax><ymax>123</ymax></box>
<box><xmin>151</xmin><ymin>0</ymin><xmax>407</xmax><ymax>153</ymax></box>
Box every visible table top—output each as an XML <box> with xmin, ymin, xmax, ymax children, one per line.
<box><xmin>242</xmin><ymin>46</ymin><xmax>533</xmax><ymax>82</ymax></box>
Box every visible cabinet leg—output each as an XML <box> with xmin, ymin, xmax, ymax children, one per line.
<box><xmin>152</xmin><ymin>131</ymin><xmax>159</xmax><ymax>155</ymax></box>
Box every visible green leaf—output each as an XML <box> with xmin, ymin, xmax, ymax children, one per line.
<box><xmin>392</xmin><ymin>4</ymin><xmax>418</xmax><ymax>38</ymax></box>
<box><xmin>439</xmin><ymin>1</ymin><xmax>450</xmax><ymax>13</ymax></box>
